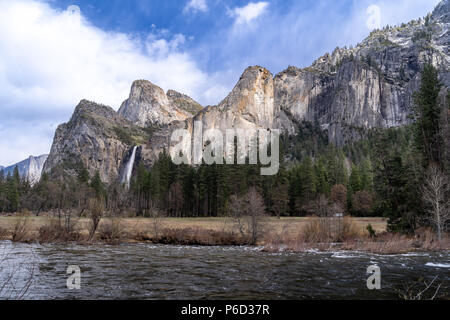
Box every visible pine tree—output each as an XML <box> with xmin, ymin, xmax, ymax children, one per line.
<box><xmin>77</xmin><ymin>165</ymin><xmax>90</xmax><ymax>184</ymax></box>
<box><xmin>299</xmin><ymin>156</ymin><xmax>316</xmax><ymax>202</ymax></box>
<box><xmin>0</xmin><ymin>170</ymin><xmax>5</xmax><ymax>212</ymax></box>
<box><xmin>155</xmin><ymin>151</ymin><xmax>171</xmax><ymax>210</ymax></box>
<box><xmin>349</xmin><ymin>165</ymin><xmax>362</xmax><ymax>193</ymax></box>
<box><xmin>90</xmin><ymin>171</ymin><xmax>106</xmax><ymax>200</ymax></box>
<box><xmin>360</xmin><ymin>158</ymin><xmax>374</xmax><ymax>191</ymax></box>
<box><xmin>13</xmin><ymin>166</ymin><xmax>20</xmax><ymax>185</ymax></box>
<box><xmin>288</xmin><ymin>167</ymin><xmax>301</xmax><ymax>216</ymax></box>
<box><xmin>181</xmin><ymin>165</ymin><xmax>195</xmax><ymax>216</ymax></box>
<box><xmin>314</xmin><ymin>158</ymin><xmax>330</xmax><ymax>195</ymax></box>
<box><xmin>412</xmin><ymin>63</ymin><xmax>443</xmax><ymax>167</ymax></box>
<box><xmin>6</xmin><ymin>173</ymin><xmax>19</xmax><ymax>212</ymax></box>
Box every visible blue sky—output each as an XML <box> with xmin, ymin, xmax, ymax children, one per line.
<box><xmin>0</xmin><ymin>0</ymin><xmax>442</xmax><ymax>165</ymax></box>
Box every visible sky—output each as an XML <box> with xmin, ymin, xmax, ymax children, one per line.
<box><xmin>0</xmin><ymin>0</ymin><xmax>442</xmax><ymax>166</ymax></box>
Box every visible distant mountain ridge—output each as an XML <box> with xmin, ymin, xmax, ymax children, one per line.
<box><xmin>43</xmin><ymin>0</ymin><xmax>450</xmax><ymax>184</ymax></box>
<box><xmin>2</xmin><ymin>155</ymin><xmax>48</xmax><ymax>186</ymax></box>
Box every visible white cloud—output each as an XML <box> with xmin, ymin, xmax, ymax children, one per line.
<box><xmin>184</xmin><ymin>0</ymin><xmax>208</xmax><ymax>13</ymax></box>
<box><xmin>228</xmin><ymin>2</ymin><xmax>269</xmax><ymax>25</ymax></box>
<box><xmin>0</xmin><ymin>0</ymin><xmax>224</xmax><ymax>165</ymax></box>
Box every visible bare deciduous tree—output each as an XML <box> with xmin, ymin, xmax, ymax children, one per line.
<box><xmin>88</xmin><ymin>198</ymin><xmax>104</xmax><ymax>241</ymax></box>
<box><xmin>229</xmin><ymin>194</ymin><xmax>245</xmax><ymax>235</ymax></box>
<box><xmin>229</xmin><ymin>187</ymin><xmax>267</xmax><ymax>245</ymax></box>
<box><xmin>0</xmin><ymin>244</ymin><xmax>35</xmax><ymax>300</ymax></box>
<box><xmin>246</xmin><ymin>188</ymin><xmax>267</xmax><ymax>245</ymax></box>
<box><xmin>422</xmin><ymin>164</ymin><xmax>449</xmax><ymax>242</ymax></box>
<box><xmin>272</xmin><ymin>184</ymin><xmax>289</xmax><ymax>218</ymax></box>
<box><xmin>149</xmin><ymin>202</ymin><xmax>164</xmax><ymax>239</ymax></box>
<box><xmin>396</xmin><ymin>276</ymin><xmax>443</xmax><ymax>300</ymax></box>
<box><xmin>11</xmin><ymin>217</ymin><xmax>30</xmax><ymax>243</ymax></box>
<box><xmin>330</xmin><ymin>184</ymin><xmax>347</xmax><ymax>213</ymax></box>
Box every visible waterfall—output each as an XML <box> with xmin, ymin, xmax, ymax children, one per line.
<box><xmin>123</xmin><ymin>146</ymin><xmax>137</xmax><ymax>189</ymax></box>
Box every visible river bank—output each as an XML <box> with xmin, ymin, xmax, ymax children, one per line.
<box><xmin>0</xmin><ymin>215</ymin><xmax>448</xmax><ymax>254</ymax></box>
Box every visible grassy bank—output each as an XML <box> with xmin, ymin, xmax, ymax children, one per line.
<box><xmin>0</xmin><ymin>215</ymin><xmax>448</xmax><ymax>254</ymax></box>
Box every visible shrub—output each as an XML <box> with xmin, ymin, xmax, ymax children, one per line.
<box><xmin>113</xmin><ymin>126</ymin><xmax>134</xmax><ymax>145</ymax></box>
<box><xmin>353</xmin><ymin>191</ymin><xmax>375</xmax><ymax>216</ymax></box>
<box><xmin>98</xmin><ymin>218</ymin><xmax>125</xmax><ymax>244</ymax></box>
<box><xmin>38</xmin><ymin>219</ymin><xmax>82</xmax><ymax>243</ymax></box>
<box><xmin>12</xmin><ymin>218</ymin><xmax>30</xmax><ymax>242</ymax></box>
<box><xmin>302</xmin><ymin>217</ymin><xmax>359</xmax><ymax>243</ymax></box>
<box><xmin>155</xmin><ymin>228</ymin><xmax>247</xmax><ymax>246</ymax></box>
<box><xmin>412</xmin><ymin>30</ymin><xmax>431</xmax><ymax>43</ymax></box>
<box><xmin>366</xmin><ymin>224</ymin><xmax>376</xmax><ymax>238</ymax></box>
<box><xmin>0</xmin><ymin>226</ymin><xmax>8</xmax><ymax>240</ymax></box>
<box><xmin>88</xmin><ymin>198</ymin><xmax>104</xmax><ymax>241</ymax></box>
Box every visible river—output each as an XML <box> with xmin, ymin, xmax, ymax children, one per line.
<box><xmin>0</xmin><ymin>241</ymin><xmax>448</xmax><ymax>300</ymax></box>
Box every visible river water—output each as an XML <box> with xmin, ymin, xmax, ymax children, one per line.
<box><xmin>0</xmin><ymin>241</ymin><xmax>448</xmax><ymax>300</ymax></box>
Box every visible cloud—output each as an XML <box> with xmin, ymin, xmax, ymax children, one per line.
<box><xmin>184</xmin><ymin>0</ymin><xmax>208</xmax><ymax>13</ymax></box>
<box><xmin>0</xmin><ymin>0</ymin><xmax>223</xmax><ymax>165</ymax></box>
<box><xmin>228</xmin><ymin>2</ymin><xmax>269</xmax><ymax>25</ymax></box>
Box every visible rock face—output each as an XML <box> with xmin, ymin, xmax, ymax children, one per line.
<box><xmin>275</xmin><ymin>1</ymin><xmax>450</xmax><ymax>144</ymax></box>
<box><xmin>2</xmin><ymin>155</ymin><xmax>48</xmax><ymax>186</ymax></box>
<box><xmin>166</xmin><ymin>90</ymin><xmax>203</xmax><ymax>115</ymax></box>
<box><xmin>433</xmin><ymin>0</ymin><xmax>450</xmax><ymax>23</ymax></box>
<box><xmin>191</xmin><ymin>66</ymin><xmax>277</xmax><ymax>134</ymax></box>
<box><xmin>43</xmin><ymin>1</ymin><xmax>450</xmax><ymax>183</ymax></box>
<box><xmin>43</xmin><ymin>100</ymin><xmax>151</xmax><ymax>184</ymax></box>
<box><xmin>118</xmin><ymin>80</ymin><xmax>201</xmax><ymax>127</ymax></box>
<box><xmin>139</xmin><ymin>66</ymin><xmax>279</xmax><ymax>164</ymax></box>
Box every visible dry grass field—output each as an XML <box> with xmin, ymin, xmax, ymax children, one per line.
<box><xmin>0</xmin><ymin>215</ymin><xmax>448</xmax><ymax>254</ymax></box>
<box><xmin>0</xmin><ymin>215</ymin><xmax>387</xmax><ymax>240</ymax></box>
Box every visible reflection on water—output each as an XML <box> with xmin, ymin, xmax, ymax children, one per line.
<box><xmin>0</xmin><ymin>241</ymin><xmax>448</xmax><ymax>300</ymax></box>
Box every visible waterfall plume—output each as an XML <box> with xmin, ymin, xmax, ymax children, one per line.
<box><xmin>123</xmin><ymin>146</ymin><xmax>137</xmax><ymax>189</ymax></box>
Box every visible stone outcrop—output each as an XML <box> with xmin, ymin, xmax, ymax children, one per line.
<box><xmin>43</xmin><ymin>100</ymin><xmax>151</xmax><ymax>183</ymax></box>
<box><xmin>118</xmin><ymin>80</ymin><xmax>202</xmax><ymax>127</ymax></box>
<box><xmin>166</xmin><ymin>90</ymin><xmax>203</xmax><ymax>115</ymax></box>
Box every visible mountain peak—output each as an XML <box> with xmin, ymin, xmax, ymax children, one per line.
<box><xmin>228</xmin><ymin>66</ymin><xmax>273</xmax><ymax>93</ymax></box>
<box><xmin>71</xmin><ymin>100</ymin><xmax>118</xmax><ymax>124</ymax></box>
<box><xmin>215</xmin><ymin>65</ymin><xmax>275</xmax><ymax>129</ymax></box>
<box><xmin>118</xmin><ymin>79</ymin><xmax>195</xmax><ymax>127</ymax></box>
<box><xmin>131</xmin><ymin>79</ymin><xmax>165</xmax><ymax>95</ymax></box>
<box><xmin>433</xmin><ymin>0</ymin><xmax>450</xmax><ymax>22</ymax></box>
<box><xmin>240</xmin><ymin>65</ymin><xmax>272</xmax><ymax>80</ymax></box>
